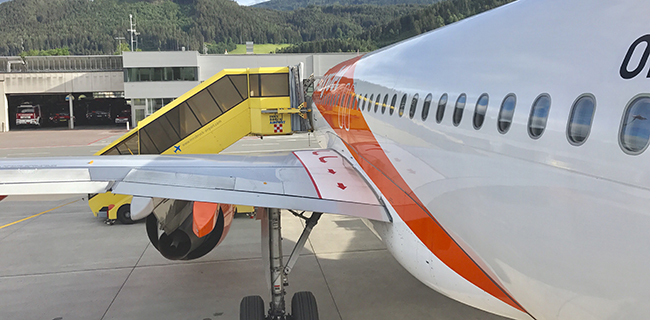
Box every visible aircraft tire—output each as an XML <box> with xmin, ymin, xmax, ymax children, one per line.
<box><xmin>240</xmin><ymin>295</ymin><xmax>265</xmax><ymax>320</ymax></box>
<box><xmin>117</xmin><ymin>204</ymin><xmax>135</xmax><ymax>224</ymax></box>
<box><xmin>291</xmin><ymin>291</ymin><xmax>319</xmax><ymax>320</ymax></box>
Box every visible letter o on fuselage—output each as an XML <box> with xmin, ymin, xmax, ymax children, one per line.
<box><xmin>620</xmin><ymin>34</ymin><xmax>650</xmax><ymax>79</ymax></box>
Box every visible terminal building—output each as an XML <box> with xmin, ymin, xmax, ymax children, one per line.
<box><xmin>0</xmin><ymin>51</ymin><xmax>358</xmax><ymax>132</ymax></box>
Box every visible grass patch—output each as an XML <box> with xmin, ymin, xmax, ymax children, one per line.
<box><xmin>227</xmin><ymin>44</ymin><xmax>291</xmax><ymax>54</ymax></box>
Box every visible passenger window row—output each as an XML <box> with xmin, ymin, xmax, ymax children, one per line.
<box><xmin>318</xmin><ymin>89</ymin><xmax>650</xmax><ymax>155</ymax></box>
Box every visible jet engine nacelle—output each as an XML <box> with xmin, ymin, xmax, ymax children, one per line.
<box><xmin>145</xmin><ymin>199</ymin><xmax>234</xmax><ymax>261</ymax></box>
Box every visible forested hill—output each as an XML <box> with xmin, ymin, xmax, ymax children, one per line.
<box><xmin>278</xmin><ymin>0</ymin><xmax>515</xmax><ymax>53</ymax></box>
<box><xmin>0</xmin><ymin>0</ymin><xmax>421</xmax><ymax>56</ymax></box>
<box><xmin>254</xmin><ymin>0</ymin><xmax>443</xmax><ymax>11</ymax></box>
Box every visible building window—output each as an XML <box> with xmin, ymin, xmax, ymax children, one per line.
<box><xmin>498</xmin><ymin>94</ymin><xmax>516</xmax><ymax>134</ymax></box>
<box><xmin>567</xmin><ymin>94</ymin><xmax>596</xmax><ymax>146</ymax></box>
<box><xmin>124</xmin><ymin>67</ymin><xmax>198</xmax><ymax>82</ymax></box>
<box><xmin>620</xmin><ymin>95</ymin><xmax>650</xmax><ymax>154</ymax></box>
<box><xmin>453</xmin><ymin>94</ymin><xmax>467</xmax><ymax>126</ymax></box>
<box><xmin>473</xmin><ymin>93</ymin><xmax>489</xmax><ymax>130</ymax></box>
<box><xmin>436</xmin><ymin>94</ymin><xmax>448</xmax><ymax>123</ymax></box>
<box><xmin>528</xmin><ymin>94</ymin><xmax>551</xmax><ymax>139</ymax></box>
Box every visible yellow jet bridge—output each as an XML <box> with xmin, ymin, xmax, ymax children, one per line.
<box><xmin>89</xmin><ymin>66</ymin><xmax>307</xmax><ymax>223</ymax></box>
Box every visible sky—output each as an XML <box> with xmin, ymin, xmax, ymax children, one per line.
<box><xmin>235</xmin><ymin>0</ymin><xmax>269</xmax><ymax>6</ymax></box>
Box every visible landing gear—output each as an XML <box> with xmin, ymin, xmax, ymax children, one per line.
<box><xmin>240</xmin><ymin>208</ymin><xmax>322</xmax><ymax>320</ymax></box>
<box><xmin>291</xmin><ymin>292</ymin><xmax>319</xmax><ymax>320</ymax></box>
<box><xmin>240</xmin><ymin>295</ymin><xmax>265</xmax><ymax>320</ymax></box>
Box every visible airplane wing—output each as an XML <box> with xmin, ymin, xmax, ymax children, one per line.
<box><xmin>0</xmin><ymin>149</ymin><xmax>390</xmax><ymax>222</ymax></box>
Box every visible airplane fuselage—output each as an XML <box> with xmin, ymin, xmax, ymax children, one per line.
<box><xmin>311</xmin><ymin>1</ymin><xmax>650</xmax><ymax>319</ymax></box>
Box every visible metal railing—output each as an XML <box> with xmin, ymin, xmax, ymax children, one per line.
<box><xmin>0</xmin><ymin>56</ymin><xmax>123</xmax><ymax>73</ymax></box>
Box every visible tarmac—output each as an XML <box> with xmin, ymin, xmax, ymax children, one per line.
<box><xmin>0</xmin><ymin>127</ymin><xmax>508</xmax><ymax>320</ymax></box>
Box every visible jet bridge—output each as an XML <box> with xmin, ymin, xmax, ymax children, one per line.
<box><xmin>89</xmin><ymin>66</ymin><xmax>310</xmax><ymax>223</ymax></box>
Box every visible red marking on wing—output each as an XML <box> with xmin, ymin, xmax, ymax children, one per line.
<box><xmin>337</xmin><ymin>183</ymin><xmax>347</xmax><ymax>190</ymax></box>
<box><xmin>328</xmin><ymin>169</ymin><xmax>336</xmax><ymax>174</ymax></box>
<box><xmin>293</xmin><ymin>151</ymin><xmax>323</xmax><ymax>199</ymax></box>
<box><xmin>319</xmin><ymin>156</ymin><xmax>337</xmax><ymax>163</ymax></box>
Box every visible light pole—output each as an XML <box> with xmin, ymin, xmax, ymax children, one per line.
<box><xmin>66</xmin><ymin>94</ymin><xmax>74</xmax><ymax>129</ymax></box>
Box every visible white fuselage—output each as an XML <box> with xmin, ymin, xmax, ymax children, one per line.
<box><xmin>311</xmin><ymin>1</ymin><xmax>650</xmax><ymax>319</ymax></box>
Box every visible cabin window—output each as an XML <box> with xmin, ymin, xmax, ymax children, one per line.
<box><xmin>374</xmin><ymin>94</ymin><xmax>381</xmax><ymax>113</ymax></box>
<box><xmin>453</xmin><ymin>94</ymin><xmax>467</xmax><ymax>126</ymax></box>
<box><xmin>368</xmin><ymin>94</ymin><xmax>374</xmax><ymax>112</ymax></box>
<box><xmin>436</xmin><ymin>94</ymin><xmax>448</xmax><ymax>123</ymax></box>
<box><xmin>422</xmin><ymin>93</ymin><xmax>433</xmax><ymax>121</ymax></box>
<box><xmin>399</xmin><ymin>94</ymin><xmax>407</xmax><ymax>117</ymax></box>
<box><xmin>473</xmin><ymin>93</ymin><xmax>489</xmax><ymax>130</ymax></box>
<box><xmin>567</xmin><ymin>94</ymin><xmax>596</xmax><ymax>145</ymax></box>
<box><xmin>362</xmin><ymin>94</ymin><xmax>368</xmax><ymax>110</ymax></box>
<box><xmin>355</xmin><ymin>96</ymin><xmax>360</xmax><ymax>110</ymax></box>
<box><xmin>528</xmin><ymin>94</ymin><xmax>551</xmax><ymax>139</ymax></box>
<box><xmin>498</xmin><ymin>94</ymin><xmax>516</xmax><ymax>134</ymax></box>
<box><xmin>382</xmin><ymin>95</ymin><xmax>389</xmax><ymax>114</ymax></box>
<box><xmin>620</xmin><ymin>95</ymin><xmax>650</xmax><ymax>154</ymax></box>
<box><xmin>409</xmin><ymin>94</ymin><xmax>419</xmax><ymax>119</ymax></box>
<box><xmin>345</xmin><ymin>91</ymin><xmax>353</xmax><ymax>109</ymax></box>
<box><xmin>390</xmin><ymin>94</ymin><xmax>397</xmax><ymax>115</ymax></box>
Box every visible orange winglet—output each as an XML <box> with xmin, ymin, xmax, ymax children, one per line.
<box><xmin>192</xmin><ymin>202</ymin><xmax>219</xmax><ymax>238</ymax></box>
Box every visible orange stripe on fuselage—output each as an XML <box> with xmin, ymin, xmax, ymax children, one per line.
<box><xmin>314</xmin><ymin>58</ymin><xmax>528</xmax><ymax>314</ymax></box>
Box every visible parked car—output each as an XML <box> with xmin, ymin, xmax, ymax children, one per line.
<box><xmin>86</xmin><ymin>106</ymin><xmax>111</xmax><ymax>124</ymax></box>
<box><xmin>15</xmin><ymin>103</ymin><xmax>43</xmax><ymax>126</ymax></box>
<box><xmin>114</xmin><ymin>109</ymin><xmax>131</xmax><ymax>125</ymax></box>
<box><xmin>48</xmin><ymin>108</ymin><xmax>72</xmax><ymax>126</ymax></box>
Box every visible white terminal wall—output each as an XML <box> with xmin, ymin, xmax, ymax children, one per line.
<box><xmin>121</xmin><ymin>51</ymin><xmax>361</xmax><ymax>100</ymax></box>
<box><xmin>1</xmin><ymin>72</ymin><xmax>124</xmax><ymax>94</ymax></box>
<box><xmin>197</xmin><ymin>53</ymin><xmax>359</xmax><ymax>81</ymax></box>
<box><xmin>123</xmin><ymin>51</ymin><xmax>201</xmax><ymax>99</ymax></box>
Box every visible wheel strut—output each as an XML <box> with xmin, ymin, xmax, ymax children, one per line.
<box><xmin>243</xmin><ymin>208</ymin><xmax>321</xmax><ymax>320</ymax></box>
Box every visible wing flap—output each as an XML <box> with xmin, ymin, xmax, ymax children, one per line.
<box><xmin>0</xmin><ymin>168</ymin><xmax>111</xmax><ymax>195</ymax></box>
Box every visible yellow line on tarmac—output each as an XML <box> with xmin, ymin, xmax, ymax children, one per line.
<box><xmin>0</xmin><ymin>199</ymin><xmax>81</xmax><ymax>230</ymax></box>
